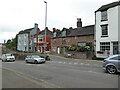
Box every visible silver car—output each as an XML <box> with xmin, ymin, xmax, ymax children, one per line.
<box><xmin>103</xmin><ymin>54</ymin><xmax>120</xmax><ymax>74</ymax></box>
<box><xmin>25</xmin><ymin>55</ymin><xmax>46</xmax><ymax>64</ymax></box>
<box><xmin>2</xmin><ymin>54</ymin><xmax>15</xmax><ymax>62</ymax></box>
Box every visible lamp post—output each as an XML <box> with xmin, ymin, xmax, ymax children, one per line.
<box><xmin>44</xmin><ymin>1</ymin><xmax>47</xmax><ymax>54</ymax></box>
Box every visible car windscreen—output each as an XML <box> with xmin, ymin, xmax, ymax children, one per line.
<box><xmin>32</xmin><ymin>55</ymin><xmax>40</xmax><ymax>58</ymax></box>
<box><xmin>5</xmin><ymin>54</ymin><xmax>13</xmax><ymax>56</ymax></box>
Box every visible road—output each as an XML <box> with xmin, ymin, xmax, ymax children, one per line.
<box><xmin>2</xmin><ymin>55</ymin><xmax>119</xmax><ymax>88</ymax></box>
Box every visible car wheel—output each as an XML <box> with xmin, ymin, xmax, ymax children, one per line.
<box><xmin>34</xmin><ymin>60</ymin><xmax>38</xmax><ymax>64</ymax></box>
<box><xmin>106</xmin><ymin>65</ymin><xmax>117</xmax><ymax>74</ymax></box>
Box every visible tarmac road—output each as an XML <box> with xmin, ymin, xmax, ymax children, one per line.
<box><xmin>2</xmin><ymin>55</ymin><xmax>119</xmax><ymax>88</ymax></box>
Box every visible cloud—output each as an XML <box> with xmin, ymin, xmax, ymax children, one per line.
<box><xmin>0</xmin><ymin>0</ymin><xmax>117</xmax><ymax>43</ymax></box>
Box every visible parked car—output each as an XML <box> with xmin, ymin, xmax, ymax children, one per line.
<box><xmin>103</xmin><ymin>54</ymin><xmax>120</xmax><ymax>74</ymax></box>
<box><xmin>1</xmin><ymin>54</ymin><xmax>15</xmax><ymax>62</ymax></box>
<box><xmin>25</xmin><ymin>55</ymin><xmax>46</xmax><ymax>64</ymax></box>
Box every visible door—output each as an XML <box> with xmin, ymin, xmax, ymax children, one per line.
<box><xmin>113</xmin><ymin>42</ymin><xmax>119</xmax><ymax>54</ymax></box>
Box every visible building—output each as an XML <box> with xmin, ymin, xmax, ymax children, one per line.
<box><xmin>17</xmin><ymin>23</ymin><xmax>40</xmax><ymax>52</ymax></box>
<box><xmin>95</xmin><ymin>1</ymin><xmax>120</xmax><ymax>58</ymax></box>
<box><xmin>51</xmin><ymin>18</ymin><xmax>94</xmax><ymax>54</ymax></box>
<box><xmin>34</xmin><ymin>27</ymin><xmax>53</xmax><ymax>53</ymax></box>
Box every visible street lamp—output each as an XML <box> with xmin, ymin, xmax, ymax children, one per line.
<box><xmin>44</xmin><ymin>1</ymin><xmax>47</xmax><ymax>54</ymax></box>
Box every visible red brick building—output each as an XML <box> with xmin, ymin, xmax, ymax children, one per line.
<box><xmin>34</xmin><ymin>27</ymin><xmax>53</xmax><ymax>53</ymax></box>
<box><xmin>51</xmin><ymin>18</ymin><xmax>94</xmax><ymax>54</ymax></box>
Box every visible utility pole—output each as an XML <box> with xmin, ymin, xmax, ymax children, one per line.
<box><xmin>44</xmin><ymin>1</ymin><xmax>47</xmax><ymax>54</ymax></box>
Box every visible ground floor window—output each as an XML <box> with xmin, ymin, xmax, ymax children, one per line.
<box><xmin>100</xmin><ymin>42</ymin><xmax>110</xmax><ymax>51</ymax></box>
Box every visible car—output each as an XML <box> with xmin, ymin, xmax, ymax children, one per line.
<box><xmin>103</xmin><ymin>54</ymin><xmax>120</xmax><ymax>74</ymax></box>
<box><xmin>1</xmin><ymin>54</ymin><xmax>15</xmax><ymax>62</ymax></box>
<box><xmin>25</xmin><ymin>55</ymin><xmax>46</xmax><ymax>64</ymax></box>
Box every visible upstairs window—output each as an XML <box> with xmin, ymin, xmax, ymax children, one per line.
<box><xmin>101</xmin><ymin>24</ymin><xmax>108</xmax><ymax>37</ymax></box>
<box><xmin>62</xmin><ymin>30</ymin><xmax>66</xmax><ymax>37</ymax></box>
<box><xmin>53</xmin><ymin>32</ymin><xmax>57</xmax><ymax>37</ymax></box>
<box><xmin>101</xmin><ymin>10</ymin><xmax>108</xmax><ymax>21</ymax></box>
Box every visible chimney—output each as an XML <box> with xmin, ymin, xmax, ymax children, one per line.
<box><xmin>34</xmin><ymin>23</ymin><xmax>38</xmax><ymax>29</ymax></box>
<box><xmin>52</xmin><ymin>28</ymin><xmax>56</xmax><ymax>33</ymax></box>
<box><xmin>77</xmin><ymin>18</ymin><xmax>82</xmax><ymax>28</ymax></box>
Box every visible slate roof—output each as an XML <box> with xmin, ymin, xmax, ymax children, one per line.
<box><xmin>96</xmin><ymin>1</ymin><xmax>120</xmax><ymax>12</ymax></box>
<box><xmin>52</xmin><ymin>25</ymin><xmax>94</xmax><ymax>38</ymax></box>
<box><xmin>67</xmin><ymin>25</ymin><xmax>94</xmax><ymax>37</ymax></box>
<box><xmin>40</xmin><ymin>29</ymin><xmax>53</xmax><ymax>35</ymax></box>
<box><xmin>18</xmin><ymin>28</ymin><xmax>34</xmax><ymax>34</ymax></box>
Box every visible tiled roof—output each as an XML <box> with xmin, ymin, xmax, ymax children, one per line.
<box><xmin>96</xmin><ymin>1</ymin><xmax>120</xmax><ymax>12</ymax></box>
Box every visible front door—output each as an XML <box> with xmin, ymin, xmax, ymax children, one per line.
<box><xmin>113</xmin><ymin>42</ymin><xmax>119</xmax><ymax>54</ymax></box>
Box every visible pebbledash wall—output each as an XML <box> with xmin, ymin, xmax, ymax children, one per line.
<box><xmin>95</xmin><ymin>1</ymin><xmax>120</xmax><ymax>58</ymax></box>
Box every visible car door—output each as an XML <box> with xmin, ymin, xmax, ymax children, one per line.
<box><xmin>30</xmin><ymin>56</ymin><xmax>34</xmax><ymax>63</ymax></box>
<box><xmin>118</xmin><ymin>56</ymin><xmax>120</xmax><ymax>70</ymax></box>
<box><xmin>26</xmin><ymin>56</ymin><xmax>31</xmax><ymax>63</ymax></box>
<box><xmin>2</xmin><ymin>54</ymin><xmax>6</xmax><ymax>61</ymax></box>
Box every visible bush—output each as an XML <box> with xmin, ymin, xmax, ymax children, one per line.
<box><xmin>67</xmin><ymin>44</ymin><xmax>77</xmax><ymax>51</ymax></box>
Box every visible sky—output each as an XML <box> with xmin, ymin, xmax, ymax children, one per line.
<box><xmin>0</xmin><ymin>0</ymin><xmax>118</xmax><ymax>43</ymax></box>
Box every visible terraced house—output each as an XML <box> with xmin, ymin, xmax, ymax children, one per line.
<box><xmin>51</xmin><ymin>18</ymin><xmax>94</xmax><ymax>56</ymax></box>
<box><xmin>95</xmin><ymin>1</ymin><xmax>120</xmax><ymax>58</ymax></box>
<box><xmin>17</xmin><ymin>23</ymin><xmax>40</xmax><ymax>52</ymax></box>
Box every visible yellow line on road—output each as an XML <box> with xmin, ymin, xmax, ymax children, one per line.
<box><xmin>2</xmin><ymin>67</ymin><xmax>63</xmax><ymax>88</ymax></box>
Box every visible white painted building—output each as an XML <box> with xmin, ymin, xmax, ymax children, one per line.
<box><xmin>95</xmin><ymin>1</ymin><xmax>120</xmax><ymax>58</ymax></box>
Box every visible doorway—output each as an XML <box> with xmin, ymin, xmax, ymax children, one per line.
<box><xmin>113</xmin><ymin>42</ymin><xmax>119</xmax><ymax>54</ymax></box>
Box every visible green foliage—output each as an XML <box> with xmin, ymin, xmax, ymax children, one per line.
<box><xmin>67</xmin><ymin>44</ymin><xmax>92</xmax><ymax>52</ymax></box>
<box><xmin>6</xmin><ymin>35</ymin><xmax>17</xmax><ymax>50</ymax></box>
<box><xmin>67</xmin><ymin>44</ymin><xmax>77</xmax><ymax>51</ymax></box>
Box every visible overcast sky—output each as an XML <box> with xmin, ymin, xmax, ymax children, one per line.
<box><xmin>0</xmin><ymin>0</ymin><xmax>117</xmax><ymax>43</ymax></box>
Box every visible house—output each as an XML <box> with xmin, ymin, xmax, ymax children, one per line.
<box><xmin>95</xmin><ymin>1</ymin><xmax>120</xmax><ymax>58</ymax></box>
<box><xmin>51</xmin><ymin>18</ymin><xmax>94</xmax><ymax>54</ymax></box>
<box><xmin>34</xmin><ymin>27</ymin><xmax>53</xmax><ymax>53</ymax></box>
<box><xmin>17</xmin><ymin>23</ymin><xmax>40</xmax><ymax>52</ymax></box>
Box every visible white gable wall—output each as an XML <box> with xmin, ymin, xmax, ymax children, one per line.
<box><xmin>95</xmin><ymin>6</ymin><xmax>119</xmax><ymax>58</ymax></box>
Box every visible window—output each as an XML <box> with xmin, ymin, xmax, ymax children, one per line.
<box><xmin>101</xmin><ymin>10</ymin><xmax>107</xmax><ymax>21</ymax></box>
<box><xmin>53</xmin><ymin>39</ymin><xmax>56</xmax><ymax>44</ymax></box>
<box><xmin>62</xmin><ymin>31</ymin><xmax>66</xmax><ymax>37</ymax></box>
<box><xmin>100</xmin><ymin>42</ymin><xmax>110</xmax><ymax>51</ymax></box>
<box><xmin>53</xmin><ymin>32</ymin><xmax>57</xmax><ymax>37</ymax></box>
<box><xmin>62</xmin><ymin>38</ymin><xmax>66</xmax><ymax>44</ymax></box>
<box><xmin>38</xmin><ymin>35</ymin><xmax>43</xmax><ymax>43</ymax></box>
<box><xmin>38</xmin><ymin>38</ymin><xmax>42</xmax><ymax>42</ymax></box>
<box><xmin>110</xmin><ymin>56</ymin><xmax>120</xmax><ymax>60</ymax></box>
<box><xmin>101</xmin><ymin>25</ymin><xmax>108</xmax><ymax>37</ymax></box>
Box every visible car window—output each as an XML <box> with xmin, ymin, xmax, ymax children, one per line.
<box><xmin>32</xmin><ymin>55</ymin><xmax>40</xmax><ymax>58</ymax></box>
<box><xmin>26</xmin><ymin>56</ymin><xmax>31</xmax><ymax>58</ymax></box>
<box><xmin>110</xmin><ymin>56</ymin><xmax>120</xmax><ymax>60</ymax></box>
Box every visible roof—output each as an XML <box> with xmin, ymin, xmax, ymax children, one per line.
<box><xmin>18</xmin><ymin>28</ymin><xmax>34</xmax><ymax>34</ymax></box>
<box><xmin>39</xmin><ymin>29</ymin><xmax>53</xmax><ymax>35</ymax></box>
<box><xmin>77</xmin><ymin>25</ymin><xmax>94</xmax><ymax>36</ymax></box>
<box><xmin>96</xmin><ymin>1</ymin><xmax>120</xmax><ymax>12</ymax></box>
<box><xmin>67</xmin><ymin>25</ymin><xmax>94</xmax><ymax>37</ymax></box>
<box><xmin>52</xmin><ymin>25</ymin><xmax>94</xmax><ymax>38</ymax></box>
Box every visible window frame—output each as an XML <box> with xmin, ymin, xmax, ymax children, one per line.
<box><xmin>100</xmin><ymin>42</ymin><xmax>110</xmax><ymax>51</ymax></box>
<box><xmin>101</xmin><ymin>24</ymin><xmax>108</xmax><ymax>37</ymax></box>
<box><xmin>101</xmin><ymin>10</ymin><xmax>108</xmax><ymax>21</ymax></box>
